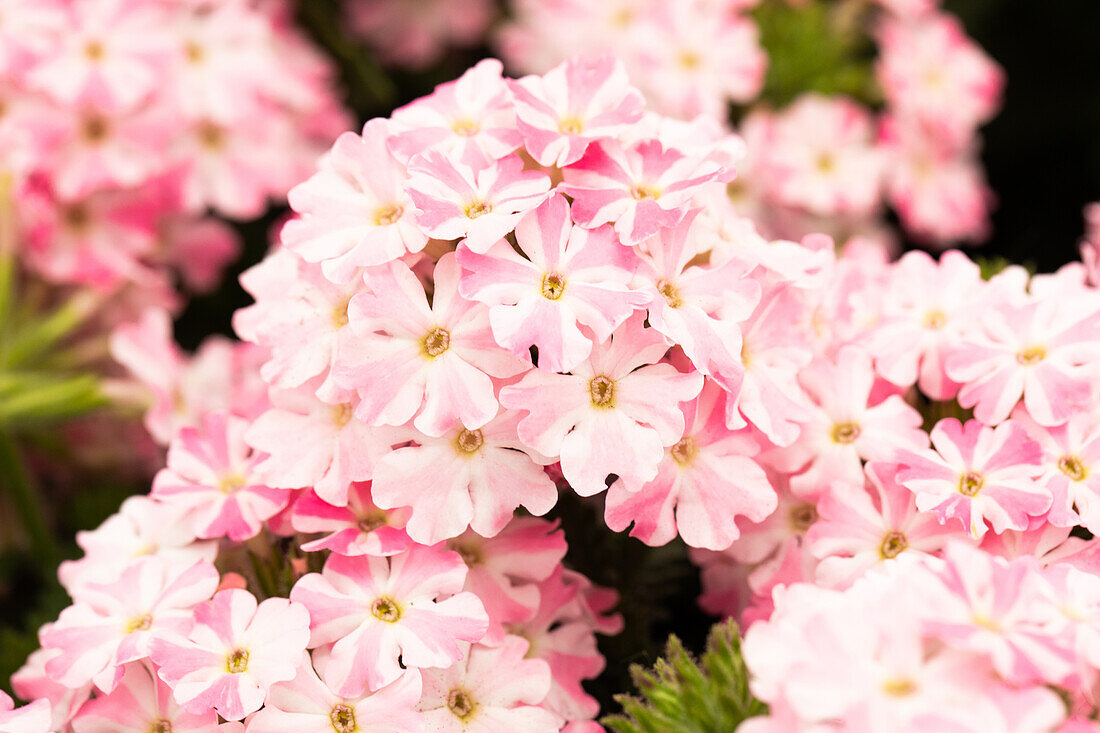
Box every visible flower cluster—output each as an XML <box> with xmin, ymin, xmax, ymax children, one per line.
<box><xmin>1</xmin><ymin>0</ymin><xmax>346</xmax><ymax>307</ymax></box>
<box><xmin>7</xmin><ymin>44</ymin><xmax>1100</xmax><ymax>732</ymax></box>
<box><xmin>741</xmin><ymin>542</ymin><xmax>1100</xmax><ymax>731</ymax></box>
<box><xmin>498</xmin><ymin>0</ymin><xmax>1003</xmax><ymax>248</ymax></box>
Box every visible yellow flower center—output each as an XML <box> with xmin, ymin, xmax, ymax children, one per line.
<box><xmin>84</xmin><ymin>40</ymin><xmax>105</xmax><ymax>60</ymax></box>
<box><xmin>656</xmin><ymin>279</ymin><xmax>682</xmax><ymax>308</ymax></box>
<box><xmin>451</xmin><ymin>119</ymin><xmax>480</xmax><ymax>137</ymax></box>
<box><xmin>225</xmin><ymin>648</ymin><xmax>249</xmax><ymax>674</ymax></box>
<box><xmin>455</xmin><ymin>428</ymin><xmax>485</xmax><ymax>455</ymax></box>
<box><xmin>879</xmin><ymin>531</ymin><xmax>908</xmax><ymax>560</ymax></box>
<box><xmin>541</xmin><ymin>272</ymin><xmax>567</xmax><ymax>300</ymax></box>
<box><xmin>218</xmin><ymin>474</ymin><xmax>246</xmax><ymax>494</ymax></box>
<box><xmin>370</xmin><ymin>597</ymin><xmax>401</xmax><ymax>623</ymax></box>
<box><xmin>447</xmin><ymin>689</ymin><xmax>476</xmax><ymax>720</ymax></box>
<box><xmin>464</xmin><ymin>199</ymin><xmax>493</xmax><ymax>219</ymax></box>
<box><xmin>882</xmin><ymin>677</ymin><xmax>917</xmax><ymax>697</ymax></box>
<box><xmin>332</xmin><ymin>403</ymin><xmax>354</xmax><ymax>428</ymax></box>
<box><xmin>923</xmin><ymin>310</ymin><xmax>947</xmax><ymax>329</ymax></box>
<box><xmin>330</xmin><ymin>703</ymin><xmax>357</xmax><ymax>733</ymax></box>
<box><xmin>670</xmin><ymin>436</ymin><xmax>698</xmax><ymax>466</ymax></box>
<box><xmin>958</xmin><ymin>471</ymin><xmax>984</xmax><ymax>497</ymax></box>
<box><xmin>589</xmin><ymin>375</ymin><xmax>616</xmax><ymax>408</ymax></box>
<box><xmin>125</xmin><ymin>613</ymin><xmax>153</xmax><ymax>634</ymax></box>
<box><xmin>630</xmin><ymin>183</ymin><xmax>660</xmax><ymax>201</ymax></box>
<box><xmin>373</xmin><ymin>203</ymin><xmax>404</xmax><ymax>226</ymax></box>
<box><xmin>789</xmin><ymin>503</ymin><xmax>817</xmax><ymax>533</ymax></box>
<box><xmin>1016</xmin><ymin>346</ymin><xmax>1046</xmax><ymax>366</ymax></box>
<box><xmin>831</xmin><ymin>422</ymin><xmax>861</xmax><ymax>444</ymax></box>
<box><xmin>1059</xmin><ymin>455</ymin><xmax>1088</xmax><ymax>482</ymax></box>
<box><xmin>558</xmin><ymin>117</ymin><xmax>584</xmax><ymax>135</ymax></box>
<box><xmin>423</xmin><ymin>327</ymin><xmax>451</xmax><ymax>357</ymax></box>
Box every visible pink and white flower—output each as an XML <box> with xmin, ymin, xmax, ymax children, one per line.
<box><xmin>896</xmin><ymin>418</ymin><xmax>1049</xmax><ymax>539</ymax></box>
<box><xmin>500</xmin><ymin>313</ymin><xmax>703</xmax><ymax>495</ymax></box>
<box><xmin>335</xmin><ymin>253</ymin><xmax>529</xmax><ymax>436</ymax></box>
<box><xmin>69</xmin><ymin>662</ymin><xmax>226</xmax><ymax>733</ymax></box>
<box><xmin>457</xmin><ymin>192</ymin><xmax>647</xmax><ymax>372</ymax></box>
<box><xmin>150</xmin><ymin>589</ymin><xmax>311</xmax><ymax>721</ymax></box>
<box><xmin>292</xmin><ymin>482</ymin><xmax>412</xmax><ymax>557</ymax></box>
<box><xmin>371</xmin><ymin>410</ymin><xmax>558</xmax><ymax>544</ymax></box>
<box><xmin>289</xmin><ymin>546</ymin><xmax>489</xmax><ymax>695</ymax></box>
<box><xmin>405</xmin><ymin>150</ymin><xmax>550</xmax><ymax>254</ymax></box>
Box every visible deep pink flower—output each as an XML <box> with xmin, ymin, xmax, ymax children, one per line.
<box><xmin>416</xmin><ymin>637</ymin><xmax>561</xmax><ymax>732</ymax></box>
<box><xmin>150</xmin><ymin>589</ymin><xmax>311</xmax><ymax>721</ymax></box>
<box><xmin>334</xmin><ymin>253</ymin><xmax>529</xmax><ymax>436</ymax></box>
<box><xmin>289</xmin><ymin>546</ymin><xmax>489</xmax><ymax>695</ymax></box>
<box><xmin>248</xmin><ymin>654</ymin><xmax>422</xmax><ymax>733</ymax></box>
<box><xmin>371</xmin><ymin>410</ymin><xmax>558</xmax><ymax>544</ymax></box>
<box><xmin>604</xmin><ymin>384</ymin><xmax>775</xmax><ymax>550</ymax></box>
<box><xmin>41</xmin><ymin>557</ymin><xmax>218</xmax><ymax>692</ymax></box>
<box><xmin>946</xmin><ymin>296</ymin><xmax>1100</xmax><ymax>427</ymax></box>
<box><xmin>292</xmin><ymin>482</ymin><xmax>412</xmax><ymax>557</ymax></box>
<box><xmin>500</xmin><ymin>313</ymin><xmax>703</xmax><ymax>495</ymax></box>
<box><xmin>405</xmin><ymin>150</ymin><xmax>550</xmax><ymax>254</ymax></box>
<box><xmin>508</xmin><ymin>55</ymin><xmax>645</xmax><ymax>168</ymax></box>
<box><xmin>152</xmin><ymin>412</ymin><xmax>291</xmax><ymax>542</ymax></box>
<box><xmin>446</xmin><ymin>518</ymin><xmax>568</xmax><ymax>645</ymax></box>
<box><xmin>282</xmin><ymin>120</ymin><xmax>427</xmax><ymax>283</ymax></box>
<box><xmin>896</xmin><ymin>418</ymin><xmax>1049</xmax><ymax>539</ymax></box>
<box><xmin>457</xmin><ymin>192</ymin><xmax>646</xmax><ymax>372</ymax></box>
<box><xmin>560</xmin><ymin>138</ymin><xmax>727</xmax><ymax>246</ymax></box>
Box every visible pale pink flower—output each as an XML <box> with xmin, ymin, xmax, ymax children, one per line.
<box><xmin>292</xmin><ymin>482</ymin><xmax>412</xmax><ymax>557</ymax></box>
<box><xmin>446</xmin><ymin>518</ymin><xmax>568</xmax><ymax>645</ymax></box>
<box><xmin>755</xmin><ymin>94</ymin><xmax>884</xmax><ymax>217</ymax></box>
<box><xmin>500</xmin><ymin>313</ymin><xmax>703</xmax><ymax>495</ymax></box>
<box><xmin>69</xmin><ymin>662</ymin><xmax>224</xmax><ymax>733</ymax></box>
<box><xmin>27</xmin><ymin>0</ymin><xmax>166</xmax><ymax>111</ymax></box>
<box><xmin>633</xmin><ymin>2</ymin><xmax>766</xmax><ymax>118</ymax></box>
<box><xmin>150</xmin><ymin>589</ymin><xmax>311</xmax><ymax>721</ymax></box>
<box><xmin>0</xmin><ymin>691</ymin><xmax>51</xmax><ymax>733</ymax></box>
<box><xmin>248</xmin><ymin>654</ymin><xmax>422</xmax><ymax>733</ymax></box>
<box><xmin>41</xmin><ymin>557</ymin><xmax>218</xmax><ymax>692</ymax></box>
<box><xmin>335</xmin><ymin>253</ymin><xmax>529</xmax><ymax>436</ymax></box>
<box><xmin>1013</xmin><ymin>409</ymin><xmax>1100</xmax><ymax>534</ymax></box>
<box><xmin>152</xmin><ymin>412</ymin><xmax>291</xmax><ymax>542</ymax></box>
<box><xmin>371</xmin><ymin>410</ymin><xmax>558</xmax><ymax>544</ymax></box>
<box><xmin>723</xmin><ymin>284</ymin><xmax>814</xmax><ymax>447</ymax></box>
<box><xmin>456</xmin><ymin>192</ymin><xmax>646</xmax><ymax>372</ymax></box>
<box><xmin>921</xmin><ymin>542</ymin><xmax>1073</xmax><ymax>685</ymax></box>
<box><xmin>866</xmin><ymin>249</ymin><xmax>985</xmax><ymax>399</ymax></box>
<box><xmin>416</xmin><ymin>637</ymin><xmax>561</xmax><ymax>732</ymax></box>
<box><xmin>806</xmin><ymin>461</ymin><xmax>961</xmax><ymax>588</ymax></box>
<box><xmin>11</xmin><ymin>647</ymin><xmax>93</xmax><ymax>732</ymax></box>
<box><xmin>634</xmin><ymin>212</ymin><xmax>760</xmax><ymax>390</ymax></box>
<box><xmin>876</xmin><ymin>12</ymin><xmax>1004</xmax><ymax>149</ymax></box>
<box><xmin>896</xmin><ymin>418</ymin><xmax>1049</xmax><ymax>539</ymax></box>
<box><xmin>389</xmin><ymin>59</ymin><xmax>522</xmax><ymax>165</ymax></box>
<box><xmin>348</xmin><ymin>0</ymin><xmax>494</xmax><ymax>69</ymax></box>
<box><xmin>405</xmin><ymin>150</ymin><xmax>550</xmax><ymax>254</ymax></box>
<box><xmin>880</xmin><ymin>116</ymin><xmax>994</xmax><ymax>245</ymax></box>
<box><xmin>234</xmin><ymin>248</ymin><xmax>361</xmax><ymax>399</ymax></box>
<box><xmin>946</xmin><ymin>296</ymin><xmax>1100</xmax><ymax>427</ymax></box>
<box><xmin>560</xmin><ymin>138</ymin><xmax>728</xmax><ymax>246</ymax></box>
<box><xmin>245</xmin><ymin>385</ymin><xmax>393</xmax><ymax>507</ymax></box>
<box><xmin>778</xmin><ymin>346</ymin><xmax>928</xmax><ymax>491</ymax></box>
<box><xmin>282</xmin><ymin>121</ymin><xmax>427</xmax><ymax>283</ymax></box>
<box><xmin>605</xmin><ymin>384</ymin><xmax>776</xmax><ymax>550</ymax></box>
<box><xmin>289</xmin><ymin>546</ymin><xmax>489</xmax><ymax>695</ymax></box>
<box><xmin>508</xmin><ymin>55</ymin><xmax>645</xmax><ymax>168</ymax></box>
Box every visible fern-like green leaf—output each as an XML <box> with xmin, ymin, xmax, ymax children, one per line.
<box><xmin>602</xmin><ymin>620</ymin><xmax>767</xmax><ymax>733</ymax></box>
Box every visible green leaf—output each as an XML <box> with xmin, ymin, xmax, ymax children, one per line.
<box><xmin>602</xmin><ymin>620</ymin><xmax>767</xmax><ymax>733</ymax></box>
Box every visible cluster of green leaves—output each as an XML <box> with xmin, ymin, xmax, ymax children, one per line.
<box><xmin>752</xmin><ymin>0</ymin><xmax>879</xmax><ymax>111</ymax></box>
<box><xmin>602</xmin><ymin>620</ymin><xmax>766</xmax><ymax>733</ymax></box>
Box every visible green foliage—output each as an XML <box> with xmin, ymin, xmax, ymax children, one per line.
<box><xmin>752</xmin><ymin>0</ymin><xmax>879</xmax><ymax>110</ymax></box>
<box><xmin>602</xmin><ymin>620</ymin><xmax>766</xmax><ymax>733</ymax></box>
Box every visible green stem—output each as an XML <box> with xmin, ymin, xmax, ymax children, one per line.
<box><xmin>0</xmin><ymin>430</ymin><xmax>59</xmax><ymax>567</ymax></box>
